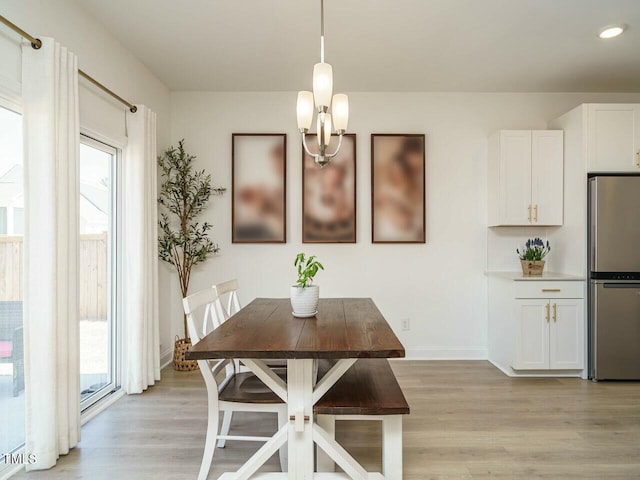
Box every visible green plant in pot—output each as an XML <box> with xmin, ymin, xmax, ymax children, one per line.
<box><xmin>157</xmin><ymin>139</ymin><xmax>225</xmax><ymax>370</ymax></box>
<box><xmin>517</xmin><ymin>238</ymin><xmax>550</xmax><ymax>276</ymax></box>
<box><xmin>291</xmin><ymin>253</ymin><xmax>324</xmax><ymax>318</ymax></box>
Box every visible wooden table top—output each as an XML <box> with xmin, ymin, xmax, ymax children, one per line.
<box><xmin>186</xmin><ymin>298</ymin><xmax>405</xmax><ymax>360</ymax></box>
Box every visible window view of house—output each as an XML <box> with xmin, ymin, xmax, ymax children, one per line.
<box><xmin>79</xmin><ymin>140</ymin><xmax>118</xmax><ymax>408</ymax></box>
<box><xmin>0</xmin><ymin>105</ymin><xmax>25</xmax><ymax>456</ymax></box>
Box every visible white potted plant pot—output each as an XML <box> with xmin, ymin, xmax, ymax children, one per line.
<box><xmin>290</xmin><ymin>285</ymin><xmax>319</xmax><ymax>318</ymax></box>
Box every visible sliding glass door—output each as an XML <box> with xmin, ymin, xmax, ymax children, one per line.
<box><xmin>79</xmin><ymin>136</ymin><xmax>120</xmax><ymax>409</ymax></box>
<box><xmin>0</xmin><ymin>104</ymin><xmax>25</xmax><ymax>458</ymax></box>
<box><xmin>0</xmin><ymin>119</ymin><xmax>122</xmax><ymax>460</ymax></box>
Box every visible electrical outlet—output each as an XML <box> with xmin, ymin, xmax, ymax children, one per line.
<box><xmin>401</xmin><ymin>318</ymin><xmax>410</xmax><ymax>331</ymax></box>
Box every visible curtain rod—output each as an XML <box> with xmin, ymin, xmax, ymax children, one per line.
<box><xmin>0</xmin><ymin>15</ymin><xmax>137</xmax><ymax>113</ymax></box>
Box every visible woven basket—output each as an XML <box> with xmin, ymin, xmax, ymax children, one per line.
<box><xmin>173</xmin><ymin>336</ymin><xmax>199</xmax><ymax>371</ymax></box>
<box><xmin>521</xmin><ymin>260</ymin><xmax>545</xmax><ymax>276</ymax></box>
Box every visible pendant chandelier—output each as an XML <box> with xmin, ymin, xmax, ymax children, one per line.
<box><xmin>296</xmin><ymin>0</ymin><xmax>349</xmax><ymax>168</ymax></box>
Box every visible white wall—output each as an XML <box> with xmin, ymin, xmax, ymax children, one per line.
<box><xmin>169</xmin><ymin>91</ymin><xmax>640</xmax><ymax>359</ymax></box>
<box><xmin>0</xmin><ymin>0</ymin><xmax>174</xmax><ymax>362</ymax></box>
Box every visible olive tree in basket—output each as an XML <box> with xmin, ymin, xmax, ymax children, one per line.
<box><xmin>157</xmin><ymin>139</ymin><xmax>225</xmax><ymax>370</ymax></box>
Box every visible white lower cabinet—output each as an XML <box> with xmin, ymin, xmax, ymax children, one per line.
<box><xmin>514</xmin><ymin>298</ymin><xmax>584</xmax><ymax>371</ymax></box>
<box><xmin>549</xmin><ymin>299</ymin><xmax>584</xmax><ymax>370</ymax></box>
<box><xmin>514</xmin><ymin>299</ymin><xmax>550</xmax><ymax>369</ymax></box>
<box><xmin>488</xmin><ymin>274</ymin><xmax>585</xmax><ymax>377</ymax></box>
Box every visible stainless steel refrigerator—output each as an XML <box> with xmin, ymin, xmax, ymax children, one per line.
<box><xmin>589</xmin><ymin>175</ymin><xmax>640</xmax><ymax>380</ymax></box>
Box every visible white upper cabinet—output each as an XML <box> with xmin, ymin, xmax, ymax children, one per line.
<box><xmin>496</xmin><ymin>130</ymin><xmax>532</xmax><ymax>225</ymax></box>
<box><xmin>531</xmin><ymin>131</ymin><xmax>564</xmax><ymax>226</ymax></box>
<box><xmin>587</xmin><ymin>104</ymin><xmax>640</xmax><ymax>172</ymax></box>
<box><xmin>488</xmin><ymin>130</ymin><xmax>564</xmax><ymax>226</ymax></box>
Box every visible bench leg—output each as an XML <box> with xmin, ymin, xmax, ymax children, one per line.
<box><xmin>277</xmin><ymin>409</ymin><xmax>288</xmax><ymax>472</ymax></box>
<box><xmin>382</xmin><ymin>415</ymin><xmax>403</xmax><ymax>479</ymax></box>
<box><xmin>315</xmin><ymin>414</ymin><xmax>335</xmax><ymax>472</ymax></box>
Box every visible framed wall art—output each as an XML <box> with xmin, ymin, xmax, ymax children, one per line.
<box><xmin>371</xmin><ymin>134</ymin><xmax>425</xmax><ymax>243</ymax></box>
<box><xmin>232</xmin><ymin>133</ymin><xmax>286</xmax><ymax>243</ymax></box>
<box><xmin>302</xmin><ymin>134</ymin><xmax>356</xmax><ymax>243</ymax></box>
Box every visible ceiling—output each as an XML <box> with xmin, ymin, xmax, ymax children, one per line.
<box><xmin>78</xmin><ymin>0</ymin><xmax>640</xmax><ymax>92</ymax></box>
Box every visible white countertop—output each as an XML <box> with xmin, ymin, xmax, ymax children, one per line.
<box><xmin>486</xmin><ymin>272</ymin><xmax>585</xmax><ymax>281</ymax></box>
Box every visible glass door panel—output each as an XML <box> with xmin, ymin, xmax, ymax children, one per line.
<box><xmin>0</xmin><ymin>105</ymin><xmax>25</xmax><ymax>456</ymax></box>
<box><xmin>79</xmin><ymin>137</ymin><xmax>119</xmax><ymax>408</ymax></box>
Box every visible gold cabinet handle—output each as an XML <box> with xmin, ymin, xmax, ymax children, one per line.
<box><xmin>546</xmin><ymin>302</ymin><xmax>550</xmax><ymax>322</ymax></box>
<box><xmin>534</xmin><ymin>205</ymin><xmax>538</xmax><ymax>222</ymax></box>
<box><xmin>528</xmin><ymin>205</ymin><xmax>532</xmax><ymax>222</ymax></box>
<box><xmin>553</xmin><ymin>303</ymin><xmax>557</xmax><ymax>322</ymax></box>
<box><xmin>542</xmin><ymin>288</ymin><xmax>561</xmax><ymax>292</ymax></box>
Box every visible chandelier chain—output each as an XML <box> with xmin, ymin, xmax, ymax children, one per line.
<box><xmin>320</xmin><ymin>0</ymin><xmax>325</xmax><ymax>63</ymax></box>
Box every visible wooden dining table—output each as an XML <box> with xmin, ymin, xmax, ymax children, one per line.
<box><xmin>187</xmin><ymin>297</ymin><xmax>405</xmax><ymax>480</ymax></box>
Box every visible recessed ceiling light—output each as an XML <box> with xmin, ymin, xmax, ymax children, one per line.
<box><xmin>599</xmin><ymin>25</ymin><xmax>626</xmax><ymax>39</ymax></box>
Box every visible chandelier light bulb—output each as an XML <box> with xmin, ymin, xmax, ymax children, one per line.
<box><xmin>296</xmin><ymin>91</ymin><xmax>314</xmax><ymax>130</ymax></box>
<box><xmin>332</xmin><ymin>94</ymin><xmax>349</xmax><ymax>132</ymax></box>
<box><xmin>317</xmin><ymin>113</ymin><xmax>332</xmax><ymax>146</ymax></box>
<box><xmin>313</xmin><ymin>63</ymin><xmax>333</xmax><ymax>109</ymax></box>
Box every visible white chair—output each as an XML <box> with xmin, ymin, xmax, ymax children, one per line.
<box><xmin>212</xmin><ymin>280</ymin><xmax>287</xmax><ymax>374</ymax></box>
<box><xmin>211</xmin><ymin>279</ymin><xmax>242</xmax><ymax>320</ymax></box>
<box><xmin>183</xmin><ymin>288</ymin><xmax>288</xmax><ymax>480</ymax></box>
<box><xmin>211</xmin><ymin>279</ymin><xmax>288</xmax><ymax>449</ymax></box>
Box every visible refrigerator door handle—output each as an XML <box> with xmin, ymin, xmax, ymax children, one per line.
<box><xmin>589</xmin><ymin>178</ymin><xmax>597</xmax><ymax>271</ymax></box>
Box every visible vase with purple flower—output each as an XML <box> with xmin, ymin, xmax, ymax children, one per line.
<box><xmin>517</xmin><ymin>238</ymin><xmax>550</xmax><ymax>276</ymax></box>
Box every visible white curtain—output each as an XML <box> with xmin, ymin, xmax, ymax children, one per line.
<box><xmin>22</xmin><ymin>37</ymin><xmax>81</xmax><ymax>470</ymax></box>
<box><xmin>123</xmin><ymin>105</ymin><xmax>161</xmax><ymax>394</ymax></box>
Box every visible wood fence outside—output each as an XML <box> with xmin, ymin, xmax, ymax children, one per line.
<box><xmin>0</xmin><ymin>233</ymin><xmax>108</xmax><ymax>319</ymax></box>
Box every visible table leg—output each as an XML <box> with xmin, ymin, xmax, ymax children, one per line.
<box><xmin>287</xmin><ymin>358</ymin><xmax>315</xmax><ymax>478</ymax></box>
<box><xmin>236</xmin><ymin>358</ymin><xmax>378</xmax><ymax>480</ymax></box>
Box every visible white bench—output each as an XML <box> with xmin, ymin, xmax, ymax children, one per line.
<box><xmin>314</xmin><ymin>359</ymin><xmax>410</xmax><ymax>479</ymax></box>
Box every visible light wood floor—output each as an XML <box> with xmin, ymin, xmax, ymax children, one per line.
<box><xmin>13</xmin><ymin>361</ymin><xmax>640</xmax><ymax>479</ymax></box>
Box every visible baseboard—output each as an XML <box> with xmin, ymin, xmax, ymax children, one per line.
<box><xmin>487</xmin><ymin>358</ymin><xmax>513</xmax><ymax>376</ymax></box>
<box><xmin>160</xmin><ymin>347</ymin><xmax>173</xmax><ymax>370</ymax></box>
<box><xmin>397</xmin><ymin>347</ymin><xmax>488</xmax><ymax>360</ymax></box>
<box><xmin>488</xmin><ymin>359</ymin><xmax>584</xmax><ymax>378</ymax></box>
